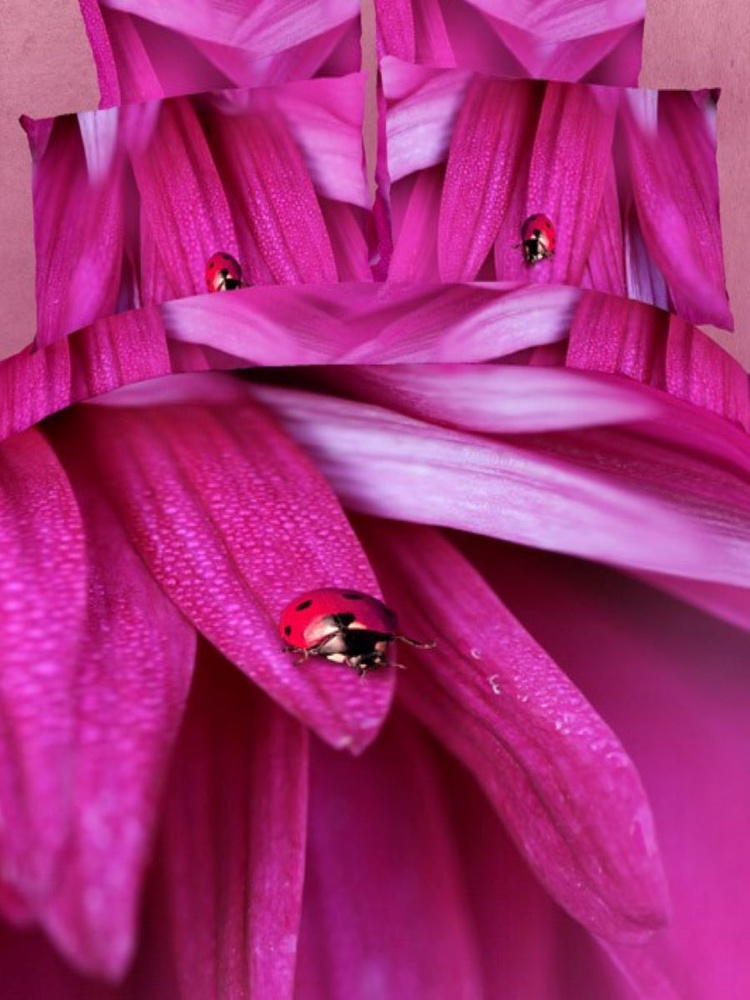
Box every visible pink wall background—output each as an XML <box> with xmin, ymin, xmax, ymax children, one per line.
<box><xmin>0</xmin><ymin>0</ymin><xmax>747</xmax><ymax>367</ymax></box>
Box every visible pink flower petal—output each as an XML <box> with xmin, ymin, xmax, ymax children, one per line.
<box><xmin>63</xmin><ymin>398</ymin><xmax>393</xmax><ymax>752</ymax></box>
<box><xmin>23</xmin><ymin>115</ymin><xmax>126</xmax><ymax>349</ymax></box>
<box><xmin>441</xmin><ymin>751</ymin><xmax>638</xmax><ymax>1000</ymax></box>
<box><xmin>151</xmin><ymin>646</ymin><xmax>307</xmax><ymax>999</ymax></box>
<box><xmin>381</xmin><ymin>59</ymin><xmax>471</xmax><ymax>182</ymax></box>
<box><xmin>29</xmin><ymin>426</ymin><xmax>196</xmax><ymax>979</ymax></box>
<box><xmin>521</xmin><ymin>83</ymin><xmax>618</xmax><ymax>285</ymax></box>
<box><xmin>581</xmin><ymin>162</ymin><xmax>626</xmax><ymax>296</ymax></box>
<box><xmin>622</xmin><ymin>90</ymin><xmax>733</xmax><ymax>329</ymax></box>
<box><xmin>565</xmin><ymin>293</ymin><xmax>750</xmax><ymax>430</ymax></box>
<box><xmin>376</xmin><ymin>0</ymin><xmax>644</xmax><ymax>83</ymax></box>
<box><xmin>207</xmin><ymin>105</ymin><xmax>338</xmax><ymax>283</ymax></box>
<box><xmin>317</xmin><ymin>363</ymin><xmax>661</xmax><ymax>433</ymax></box>
<box><xmin>129</xmin><ymin>98</ymin><xmax>239</xmax><ymax>303</ymax></box>
<box><xmin>489</xmin><ymin>544</ymin><xmax>750</xmax><ymax>998</ymax></box>
<box><xmin>359</xmin><ymin>521</ymin><xmax>668</xmax><ymax>943</ymax></box>
<box><xmin>0</xmin><ymin>430</ymin><xmax>86</xmax><ymax>909</ymax></box>
<box><xmin>295</xmin><ymin>712</ymin><xmax>482</xmax><ymax>999</ymax></box>
<box><xmin>253</xmin><ymin>383</ymin><xmax>748</xmax><ymax>584</ymax></box>
<box><xmin>388</xmin><ymin>168</ymin><xmax>442</xmax><ymax>281</ymax></box>
<box><xmin>80</xmin><ymin>0</ymin><xmax>361</xmax><ymax>106</ymax></box>
<box><xmin>437</xmin><ymin>77</ymin><xmax>539</xmax><ymax>281</ymax></box>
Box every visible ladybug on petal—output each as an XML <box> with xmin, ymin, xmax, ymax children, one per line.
<box><xmin>279</xmin><ymin>588</ymin><xmax>436</xmax><ymax>677</ymax></box>
<box><xmin>205</xmin><ymin>252</ymin><xmax>244</xmax><ymax>293</ymax></box>
<box><xmin>518</xmin><ymin>214</ymin><xmax>556</xmax><ymax>265</ymax></box>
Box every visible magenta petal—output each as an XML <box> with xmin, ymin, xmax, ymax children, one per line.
<box><xmin>523</xmin><ymin>83</ymin><xmax>618</xmax><ymax>284</ymax></box>
<box><xmin>253</xmin><ymin>384</ymin><xmax>746</xmax><ymax>583</ymax></box>
<box><xmin>358</xmin><ymin>521</ymin><xmax>668</xmax><ymax>943</ymax></box>
<box><xmin>153</xmin><ymin>647</ymin><xmax>307</xmax><ymax>1000</ymax></box>
<box><xmin>296</xmin><ymin>712</ymin><xmax>482</xmax><ymax>999</ymax></box>
<box><xmin>28</xmin><ymin>428</ymin><xmax>197</xmax><ymax>979</ymax></box>
<box><xmin>565</xmin><ymin>293</ymin><xmax>750</xmax><ymax>429</ymax></box>
<box><xmin>24</xmin><ymin>115</ymin><xmax>125</xmax><ymax>348</ymax></box>
<box><xmin>209</xmin><ymin>106</ymin><xmax>337</xmax><ymax>283</ymax></box>
<box><xmin>623</xmin><ymin>91</ymin><xmax>733</xmax><ymax>329</ymax></box>
<box><xmin>492</xmin><ymin>546</ymin><xmax>750</xmax><ymax>998</ymax></box>
<box><xmin>129</xmin><ymin>98</ymin><xmax>239</xmax><ymax>302</ymax></box>
<box><xmin>0</xmin><ymin>430</ymin><xmax>86</xmax><ymax>909</ymax></box>
<box><xmin>438</xmin><ymin>78</ymin><xmax>538</xmax><ymax>281</ymax></box>
<box><xmin>64</xmin><ymin>399</ymin><xmax>393</xmax><ymax>752</ymax></box>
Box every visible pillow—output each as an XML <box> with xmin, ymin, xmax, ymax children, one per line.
<box><xmin>24</xmin><ymin>74</ymin><xmax>373</xmax><ymax>348</ymax></box>
<box><xmin>381</xmin><ymin>60</ymin><xmax>733</xmax><ymax>329</ymax></box>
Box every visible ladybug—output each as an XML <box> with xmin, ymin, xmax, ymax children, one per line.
<box><xmin>279</xmin><ymin>588</ymin><xmax>435</xmax><ymax>677</ymax></box>
<box><xmin>518</xmin><ymin>214</ymin><xmax>556</xmax><ymax>265</ymax></box>
<box><xmin>205</xmin><ymin>252</ymin><xmax>244</xmax><ymax>292</ymax></box>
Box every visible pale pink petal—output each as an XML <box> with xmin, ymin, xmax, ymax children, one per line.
<box><xmin>521</xmin><ymin>83</ymin><xmax>618</xmax><ymax>285</ymax></box>
<box><xmin>0</xmin><ymin>429</ymin><xmax>86</xmax><ymax>912</ymax></box>
<box><xmin>152</xmin><ymin>646</ymin><xmax>307</xmax><ymax>1000</ymax></box>
<box><xmin>438</xmin><ymin>77</ymin><xmax>539</xmax><ymax>281</ymax></box>
<box><xmin>359</xmin><ymin>521</ymin><xmax>668</xmax><ymax>943</ymax></box>
<box><xmin>30</xmin><ymin>426</ymin><xmax>196</xmax><ymax>979</ymax></box>
<box><xmin>487</xmin><ymin>544</ymin><xmax>750</xmax><ymax>998</ymax></box>
<box><xmin>64</xmin><ymin>399</ymin><xmax>393</xmax><ymax>752</ymax></box>
<box><xmin>317</xmin><ymin>363</ymin><xmax>661</xmax><ymax>432</ymax></box>
<box><xmin>318</xmin><ymin>199</ymin><xmax>372</xmax><ymax>281</ymax></box>
<box><xmin>295</xmin><ymin>712</ymin><xmax>482</xmax><ymax>999</ymax></box>
<box><xmin>251</xmin><ymin>75</ymin><xmax>369</xmax><ymax>208</ymax></box>
<box><xmin>381</xmin><ymin>59</ymin><xmax>471</xmax><ymax>182</ymax></box>
<box><xmin>471</xmin><ymin>0</ymin><xmax>641</xmax><ymax>39</ymax></box>
<box><xmin>251</xmin><ymin>383</ymin><xmax>750</xmax><ymax>584</ymax></box>
<box><xmin>623</xmin><ymin>90</ymin><xmax>732</xmax><ymax>329</ymax></box>
<box><xmin>208</xmin><ymin>106</ymin><xmax>337</xmax><ymax>283</ymax></box>
<box><xmin>23</xmin><ymin>114</ymin><xmax>126</xmax><ymax>348</ymax></box>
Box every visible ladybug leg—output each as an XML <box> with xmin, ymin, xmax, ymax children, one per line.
<box><xmin>395</xmin><ymin>634</ymin><xmax>437</xmax><ymax>650</ymax></box>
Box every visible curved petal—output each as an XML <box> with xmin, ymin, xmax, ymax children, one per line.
<box><xmin>438</xmin><ymin>77</ymin><xmax>539</xmax><ymax>281</ymax></box>
<box><xmin>208</xmin><ymin>106</ymin><xmax>338</xmax><ymax>283</ymax></box>
<box><xmin>295</xmin><ymin>711</ymin><xmax>482</xmax><ymax>999</ymax></box>
<box><xmin>251</xmin><ymin>384</ymin><xmax>750</xmax><ymax>584</ymax></box>
<box><xmin>35</xmin><ymin>427</ymin><xmax>196</xmax><ymax>980</ymax></box>
<box><xmin>623</xmin><ymin>90</ymin><xmax>732</xmax><ymax>329</ymax></box>
<box><xmin>151</xmin><ymin>645</ymin><xmax>307</xmax><ymax>1000</ymax></box>
<box><xmin>61</xmin><ymin>397</ymin><xmax>393</xmax><ymax>752</ymax></box>
<box><xmin>564</xmin><ymin>294</ymin><xmax>750</xmax><ymax>431</ymax></box>
<box><xmin>440</xmin><ymin>749</ymin><xmax>645</xmax><ymax>1000</ymax></box>
<box><xmin>523</xmin><ymin>83</ymin><xmax>618</xmax><ymax>285</ymax></box>
<box><xmin>0</xmin><ymin>429</ymin><xmax>86</xmax><ymax>911</ymax></box>
<box><xmin>359</xmin><ymin>521</ymin><xmax>668</xmax><ymax>943</ymax></box>
<box><xmin>24</xmin><ymin>114</ymin><xmax>125</xmax><ymax>348</ymax></box>
<box><xmin>316</xmin><ymin>363</ymin><xmax>662</xmax><ymax>433</ymax></box>
<box><xmin>129</xmin><ymin>98</ymin><xmax>239</xmax><ymax>302</ymax></box>
<box><xmin>485</xmin><ymin>543</ymin><xmax>750</xmax><ymax>999</ymax></box>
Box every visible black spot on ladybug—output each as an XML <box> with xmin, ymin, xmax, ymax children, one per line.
<box><xmin>296</xmin><ymin>599</ymin><xmax>313</xmax><ymax>611</ymax></box>
<box><xmin>284</xmin><ymin>625</ymin><xmax>292</xmax><ymax>636</ymax></box>
<box><xmin>341</xmin><ymin>592</ymin><xmax>364</xmax><ymax>600</ymax></box>
<box><xmin>324</xmin><ymin>612</ymin><xmax>356</xmax><ymax>629</ymax></box>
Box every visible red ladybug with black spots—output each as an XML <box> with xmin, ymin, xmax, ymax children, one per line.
<box><xmin>205</xmin><ymin>252</ymin><xmax>244</xmax><ymax>292</ymax></box>
<box><xmin>518</xmin><ymin>214</ymin><xmax>556</xmax><ymax>265</ymax></box>
<box><xmin>279</xmin><ymin>588</ymin><xmax>435</xmax><ymax>677</ymax></box>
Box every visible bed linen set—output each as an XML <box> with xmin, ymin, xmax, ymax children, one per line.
<box><xmin>0</xmin><ymin>1</ymin><xmax>748</xmax><ymax>997</ymax></box>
